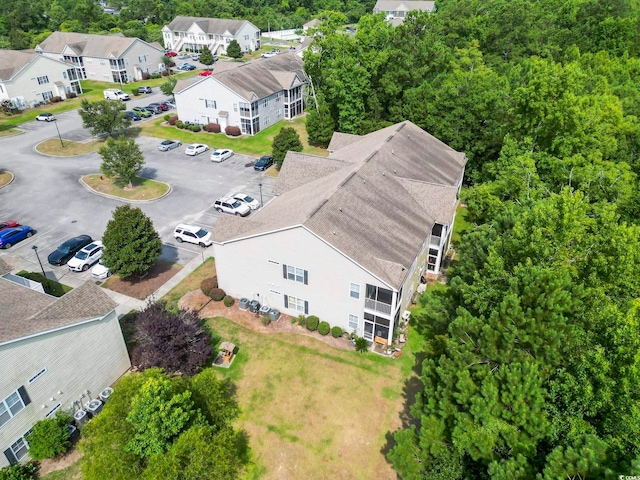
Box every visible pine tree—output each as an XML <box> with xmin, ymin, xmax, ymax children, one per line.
<box><xmin>272</xmin><ymin>127</ymin><xmax>303</xmax><ymax>169</ymax></box>
<box><xmin>199</xmin><ymin>46</ymin><xmax>214</xmax><ymax>67</ymax></box>
<box><xmin>226</xmin><ymin>40</ymin><xmax>242</xmax><ymax>59</ymax></box>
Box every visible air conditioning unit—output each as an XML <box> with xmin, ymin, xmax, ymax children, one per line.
<box><xmin>85</xmin><ymin>399</ymin><xmax>103</xmax><ymax>417</ymax></box>
<box><xmin>73</xmin><ymin>409</ymin><xmax>88</xmax><ymax>428</ymax></box>
<box><xmin>99</xmin><ymin>387</ymin><xmax>114</xmax><ymax>402</ymax></box>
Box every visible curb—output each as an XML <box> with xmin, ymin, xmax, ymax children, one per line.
<box><xmin>0</xmin><ymin>129</ymin><xmax>25</xmax><ymax>139</ymax></box>
<box><xmin>78</xmin><ymin>176</ymin><xmax>172</xmax><ymax>203</ymax></box>
<box><xmin>33</xmin><ymin>138</ymin><xmax>98</xmax><ymax>158</ymax></box>
<box><xmin>0</xmin><ymin>171</ymin><xmax>15</xmax><ymax>190</ymax></box>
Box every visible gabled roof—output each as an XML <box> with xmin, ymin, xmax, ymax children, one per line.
<box><xmin>303</xmin><ymin>19</ymin><xmax>321</xmax><ymax>29</ymax></box>
<box><xmin>35</xmin><ymin>31</ymin><xmax>162</xmax><ymax>59</ymax></box>
<box><xmin>0</xmin><ymin>50</ymin><xmax>40</xmax><ymax>81</ymax></box>
<box><xmin>165</xmin><ymin>16</ymin><xmax>258</xmax><ymax>35</ymax></box>
<box><xmin>0</xmin><ymin>280</ymin><xmax>118</xmax><ymax>344</ymax></box>
<box><xmin>374</xmin><ymin>0</ymin><xmax>436</xmax><ymax>12</ymax></box>
<box><xmin>212</xmin><ymin>121</ymin><xmax>466</xmax><ymax>288</ymax></box>
<box><xmin>175</xmin><ymin>53</ymin><xmax>306</xmax><ymax>100</ymax></box>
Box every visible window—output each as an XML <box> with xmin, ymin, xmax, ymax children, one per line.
<box><xmin>205</xmin><ymin>99</ymin><xmax>217</xmax><ymax>108</ymax></box>
<box><xmin>262</xmin><ymin>98</ymin><xmax>269</xmax><ymax>108</ymax></box>
<box><xmin>275</xmin><ymin>109</ymin><xmax>282</xmax><ymax>119</ymax></box>
<box><xmin>0</xmin><ymin>388</ymin><xmax>30</xmax><ymax>428</ymax></box>
<box><xmin>244</xmin><ymin>34</ymin><xmax>249</xmax><ymax>40</ymax></box>
<box><xmin>283</xmin><ymin>264</ymin><xmax>307</xmax><ymax>284</ymax></box>
<box><xmin>285</xmin><ymin>295</ymin><xmax>308</xmax><ymax>314</ymax></box>
<box><xmin>233</xmin><ymin>103</ymin><xmax>238</xmax><ymax>112</ymax></box>
<box><xmin>138</xmin><ymin>55</ymin><xmax>147</xmax><ymax>62</ymax></box>
<box><xmin>350</xmin><ymin>283</ymin><xmax>360</xmax><ymax>299</ymax></box>
<box><xmin>37</xmin><ymin>75</ymin><xmax>49</xmax><ymax>85</ymax></box>
<box><xmin>349</xmin><ymin>314</ymin><xmax>358</xmax><ymax>330</ymax></box>
<box><xmin>100</xmin><ymin>60</ymin><xmax>106</xmax><ymax>66</ymax></box>
<box><xmin>42</xmin><ymin>91</ymin><xmax>53</xmax><ymax>102</ymax></box>
<box><xmin>10</xmin><ymin>437</ymin><xmax>28</xmax><ymax>461</ymax></box>
<box><xmin>264</xmin><ymin>115</ymin><xmax>270</xmax><ymax>125</ymax></box>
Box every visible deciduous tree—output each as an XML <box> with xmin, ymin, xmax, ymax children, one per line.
<box><xmin>306</xmin><ymin>92</ymin><xmax>335</xmax><ymax>147</ymax></box>
<box><xmin>272</xmin><ymin>126</ymin><xmax>302</xmax><ymax>168</ymax></box>
<box><xmin>99</xmin><ymin>137</ymin><xmax>145</xmax><ymax>188</ymax></box>
<box><xmin>78</xmin><ymin>99</ymin><xmax>131</xmax><ymax>136</ymax></box>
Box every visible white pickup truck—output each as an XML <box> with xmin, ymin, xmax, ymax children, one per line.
<box><xmin>103</xmin><ymin>89</ymin><xmax>130</xmax><ymax>101</ymax></box>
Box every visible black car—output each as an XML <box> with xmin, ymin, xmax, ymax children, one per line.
<box><xmin>48</xmin><ymin>235</ymin><xmax>93</xmax><ymax>266</ymax></box>
<box><xmin>125</xmin><ymin>111</ymin><xmax>142</xmax><ymax>121</ymax></box>
<box><xmin>254</xmin><ymin>155</ymin><xmax>274</xmax><ymax>171</ymax></box>
<box><xmin>145</xmin><ymin>104</ymin><xmax>162</xmax><ymax>114</ymax></box>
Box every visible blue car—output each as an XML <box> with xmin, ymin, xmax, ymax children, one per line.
<box><xmin>0</xmin><ymin>225</ymin><xmax>35</xmax><ymax>249</ymax></box>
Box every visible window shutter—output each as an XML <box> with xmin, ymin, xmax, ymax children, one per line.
<box><xmin>284</xmin><ymin>295</ymin><xmax>288</xmax><ymax>308</ymax></box>
<box><xmin>304</xmin><ymin>301</ymin><xmax>309</xmax><ymax>314</ymax></box>
<box><xmin>3</xmin><ymin>448</ymin><xmax>17</xmax><ymax>466</ymax></box>
<box><xmin>17</xmin><ymin>386</ymin><xmax>30</xmax><ymax>407</ymax></box>
<box><xmin>282</xmin><ymin>264</ymin><xmax>287</xmax><ymax>279</ymax></box>
<box><xmin>303</xmin><ymin>270</ymin><xmax>308</xmax><ymax>285</ymax></box>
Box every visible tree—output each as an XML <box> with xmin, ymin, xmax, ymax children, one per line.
<box><xmin>160</xmin><ymin>75</ymin><xmax>177</xmax><ymax>97</ymax></box>
<box><xmin>99</xmin><ymin>137</ymin><xmax>145</xmax><ymax>188</ymax></box>
<box><xmin>78</xmin><ymin>99</ymin><xmax>131</xmax><ymax>136</ymax></box>
<box><xmin>102</xmin><ymin>204</ymin><xmax>162</xmax><ymax>279</ymax></box>
<box><xmin>132</xmin><ymin>302</ymin><xmax>212</xmax><ymax>375</ymax></box>
<box><xmin>306</xmin><ymin>92</ymin><xmax>335</xmax><ymax>147</ymax></box>
<box><xmin>271</xmin><ymin>126</ymin><xmax>303</xmax><ymax>168</ymax></box>
<box><xmin>199</xmin><ymin>45</ymin><xmax>214</xmax><ymax>67</ymax></box>
<box><xmin>0</xmin><ymin>462</ymin><xmax>37</xmax><ymax>480</ymax></box>
<box><xmin>161</xmin><ymin>54</ymin><xmax>174</xmax><ymax>69</ymax></box>
<box><xmin>226</xmin><ymin>39</ymin><xmax>242</xmax><ymax>59</ymax></box>
<box><xmin>26</xmin><ymin>412</ymin><xmax>71</xmax><ymax>460</ymax></box>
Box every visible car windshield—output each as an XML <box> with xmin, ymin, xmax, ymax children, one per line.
<box><xmin>76</xmin><ymin>250</ymin><xmax>89</xmax><ymax>260</ymax></box>
<box><xmin>196</xmin><ymin>229</ymin><xmax>208</xmax><ymax>238</ymax></box>
<box><xmin>242</xmin><ymin>195</ymin><xmax>255</xmax><ymax>203</ymax></box>
<box><xmin>58</xmin><ymin>245</ymin><xmax>71</xmax><ymax>254</ymax></box>
<box><xmin>231</xmin><ymin>200</ymin><xmax>243</xmax><ymax>208</ymax></box>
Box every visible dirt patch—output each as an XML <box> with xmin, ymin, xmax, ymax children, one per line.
<box><xmin>82</xmin><ymin>174</ymin><xmax>170</xmax><ymax>201</ymax></box>
<box><xmin>103</xmin><ymin>261</ymin><xmax>182</xmax><ymax>300</ymax></box>
<box><xmin>179</xmin><ymin>290</ymin><xmax>354</xmax><ymax>351</ymax></box>
<box><xmin>38</xmin><ymin>442</ymin><xmax>82</xmax><ymax>477</ymax></box>
<box><xmin>0</xmin><ymin>170</ymin><xmax>14</xmax><ymax>188</ymax></box>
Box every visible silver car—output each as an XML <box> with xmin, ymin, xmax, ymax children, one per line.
<box><xmin>158</xmin><ymin>140</ymin><xmax>182</xmax><ymax>151</ymax></box>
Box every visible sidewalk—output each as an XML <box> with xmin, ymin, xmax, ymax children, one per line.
<box><xmin>150</xmin><ymin>246</ymin><xmax>212</xmax><ymax>301</ymax></box>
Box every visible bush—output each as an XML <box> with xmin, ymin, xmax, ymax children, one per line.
<box><xmin>331</xmin><ymin>326</ymin><xmax>343</xmax><ymax>338</ymax></box>
<box><xmin>200</xmin><ymin>277</ymin><xmax>218</xmax><ymax>296</ymax></box>
<box><xmin>142</xmin><ymin>72</ymin><xmax>151</xmax><ymax>80</ymax></box>
<box><xmin>355</xmin><ymin>337</ymin><xmax>369</xmax><ymax>353</ymax></box>
<box><xmin>205</xmin><ymin>123</ymin><xmax>221</xmax><ymax>133</ymax></box>
<box><xmin>298</xmin><ymin>315</ymin><xmax>306</xmax><ymax>327</ymax></box>
<box><xmin>291</xmin><ymin>317</ymin><xmax>297</xmax><ymax>324</ymax></box>
<box><xmin>261</xmin><ymin>316</ymin><xmax>271</xmax><ymax>326</ymax></box>
<box><xmin>306</xmin><ymin>315</ymin><xmax>319</xmax><ymax>331</ymax></box>
<box><xmin>50</xmin><ymin>96</ymin><xmax>62</xmax><ymax>103</ymax></box>
<box><xmin>26</xmin><ymin>412</ymin><xmax>71</xmax><ymax>460</ymax></box>
<box><xmin>161</xmin><ymin>69</ymin><xmax>169</xmax><ymax>76</ymax></box>
<box><xmin>131</xmin><ymin>88</ymin><xmax>140</xmax><ymax>96</ymax></box>
<box><xmin>67</xmin><ymin>92</ymin><xmax>77</xmax><ymax>99</ymax></box>
<box><xmin>209</xmin><ymin>288</ymin><xmax>226</xmax><ymax>301</ymax></box>
<box><xmin>225</xmin><ymin>125</ymin><xmax>241</xmax><ymax>136</ymax></box>
<box><xmin>318</xmin><ymin>321</ymin><xmax>330</xmax><ymax>336</ymax></box>
<box><xmin>223</xmin><ymin>295</ymin><xmax>234</xmax><ymax>307</ymax></box>
<box><xmin>150</xmin><ymin>73</ymin><xmax>162</xmax><ymax>79</ymax></box>
<box><xmin>168</xmin><ymin>115</ymin><xmax>178</xmax><ymax>125</ymax></box>
<box><xmin>164</xmin><ymin>114</ymin><xmax>171</xmax><ymax>121</ymax></box>
<box><xmin>190</xmin><ymin>124</ymin><xmax>202</xmax><ymax>132</ymax></box>
<box><xmin>0</xmin><ymin>462</ymin><xmax>37</xmax><ymax>480</ymax></box>
<box><xmin>176</xmin><ymin>121</ymin><xmax>185</xmax><ymax>129</ymax></box>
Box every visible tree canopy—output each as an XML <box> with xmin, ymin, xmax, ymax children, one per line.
<box><xmin>99</xmin><ymin>137</ymin><xmax>145</xmax><ymax>187</ymax></box>
<box><xmin>272</xmin><ymin>127</ymin><xmax>303</xmax><ymax>168</ymax></box>
<box><xmin>78</xmin><ymin>99</ymin><xmax>131</xmax><ymax>137</ymax></box>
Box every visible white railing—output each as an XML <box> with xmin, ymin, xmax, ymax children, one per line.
<box><xmin>364</xmin><ymin>298</ymin><xmax>392</xmax><ymax>315</ymax></box>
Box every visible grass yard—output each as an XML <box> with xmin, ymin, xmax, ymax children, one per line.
<box><xmin>451</xmin><ymin>204</ymin><xmax>472</xmax><ymax>246</ymax></box>
<box><xmin>40</xmin><ymin>461</ymin><xmax>82</xmax><ymax>480</ymax></box>
<box><xmin>207</xmin><ymin>316</ymin><xmax>422</xmax><ymax>480</ymax></box>
<box><xmin>82</xmin><ymin>174</ymin><xmax>170</xmax><ymax>200</ymax></box>
<box><xmin>0</xmin><ymin>128</ymin><xmax>20</xmax><ymax>137</ymax></box>
<box><xmin>37</xmin><ymin>138</ymin><xmax>104</xmax><ymax>156</ymax></box>
<box><xmin>0</xmin><ymin>170</ymin><xmax>13</xmax><ymax>187</ymax></box>
<box><xmin>15</xmin><ymin>271</ymin><xmax>72</xmax><ymax>297</ymax></box>
<box><xmin>162</xmin><ymin>257</ymin><xmax>216</xmax><ymax>310</ymax></box>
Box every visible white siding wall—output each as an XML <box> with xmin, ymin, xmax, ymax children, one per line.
<box><xmin>122</xmin><ymin>41</ymin><xmax>166</xmax><ymax>80</ymax></box>
<box><xmin>175</xmin><ymin>78</ymin><xmax>245</xmax><ymax>127</ymax></box>
<box><xmin>0</xmin><ymin>311</ymin><xmax>130</xmax><ymax>467</ymax></box>
<box><xmin>4</xmin><ymin>56</ymin><xmax>74</xmax><ymax>106</ymax></box>
<box><xmin>258</xmin><ymin>92</ymin><xmax>284</xmax><ymax>131</ymax></box>
<box><xmin>235</xmin><ymin>23</ymin><xmax>260</xmax><ymax>52</ymax></box>
<box><xmin>214</xmin><ymin>226</ymin><xmax>394</xmax><ymax>336</ymax></box>
<box><xmin>82</xmin><ymin>56</ymin><xmax>115</xmax><ymax>82</ymax></box>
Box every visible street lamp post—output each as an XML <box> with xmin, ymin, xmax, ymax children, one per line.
<box><xmin>53</xmin><ymin>119</ymin><xmax>64</xmax><ymax>148</ymax></box>
<box><xmin>32</xmin><ymin>245</ymin><xmax>46</xmax><ymax>278</ymax></box>
<box><xmin>258</xmin><ymin>183</ymin><xmax>263</xmax><ymax>207</ymax></box>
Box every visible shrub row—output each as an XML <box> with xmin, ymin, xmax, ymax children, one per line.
<box><xmin>176</xmin><ymin>121</ymin><xmax>202</xmax><ymax>132</ymax></box>
<box><xmin>205</xmin><ymin>123</ymin><xmax>221</xmax><ymax>133</ymax></box>
<box><xmin>200</xmin><ymin>276</ymin><xmax>218</xmax><ymax>296</ymax></box>
<box><xmin>295</xmin><ymin>315</ymin><xmax>343</xmax><ymax>337</ymax></box>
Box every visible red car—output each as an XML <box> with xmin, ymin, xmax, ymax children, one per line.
<box><xmin>199</xmin><ymin>70</ymin><xmax>213</xmax><ymax>76</ymax></box>
<box><xmin>166</xmin><ymin>51</ymin><xmax>178</xmax><ymax>57</ymax></box>
<box><xmin>0</xmin><ymin>220</ymin><xmax>19</xmax><ymax>232</ymax></box>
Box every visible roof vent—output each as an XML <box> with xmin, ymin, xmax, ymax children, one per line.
<box><xmin>393</xmin><ymin>169</ymin><xmax>396</xmax><ymax>174</ymax></box>
<box><xmin>391</xmin><ymin>149</ymin><xmax>394</xmax><ymax>155</ymax></box>
<box><xmin>333</xmin><ymin>231</ymin><xmax>336</xmax><ymax>235</ymax></box>
<box><xmin>382</xmin><ymin>172</ymin><xmax>385</xmax><ymax>176</ymax></box>
<box><xmin>339</xmin><ymin>207</ymin><xmax>342</xmax><ymax>212</ymax></box>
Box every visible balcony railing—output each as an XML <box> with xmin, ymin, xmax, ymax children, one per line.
<box><xmin>429</xmin><ymin>235</ymin><xmax>442</xmax><ymax>247</ymax></box>
<box><xmin>365</xmin><ymin>298</ymin><xmax>392</xmax><ymax>315</ymax></box>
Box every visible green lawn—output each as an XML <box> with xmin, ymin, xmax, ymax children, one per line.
<box><xmin>41</xmin><ymin>461</ymin><xmax>82</xmax><ymax>480</ymax></box>
<box><xmin>16</xmin><ymin>271</ymin><xmax>72</xmax><ymax>297</ymax></box>
<box><xmin>451</xmin><ymin>203</ymin><xmax>472</xmax><ymax>246</ymax></box>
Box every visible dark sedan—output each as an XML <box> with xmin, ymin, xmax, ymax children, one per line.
<box><xmin>125</xmin><ymin>111</ymin><xmax>142</xmax><ymax>121</ymax></box>
<box><xmin>0</xmin><ymin>226</ymin><xmax>35</xmax><ymax>249</ymax></box>
<box><xmin>145</xmin><ymin>104</ymin><xmax>163</xmax><ymax>114</ymax></box>
<box><xmin>47</xmin><ymin>235</ymin><xmax>93</xmax><ymax>266</ymax></box>
<box><xmin>148</xmin><ymin>102</ymin><xmax>169</xmax><ymax>111</ymax></box>
<box><xmin>254</xmin><ymin>155</ymin><xmax>274</xmax><ymax>171</ymax></box>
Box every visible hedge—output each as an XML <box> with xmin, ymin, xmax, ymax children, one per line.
<box><xmin>141</xmin><ymin>72</ymin><xmax>151</xmax><ymax>80</ymax></box>
<box><xmin>225</xmin><ymin>125</ymin><xmax>241</xmax><ymax>136</ymax></box>
<box><xmin>223</xmin><ymin>295</ymin><xmax>235</xmax><ymax>307</ymax></box>
<box><xmin>67</xmin><ymin>92</ymin><xmax>77</xmax><ymax>99</ymax></box>
<box><xmin>190</xmin><ymin>124</ymin><xmax>201</xmax><ymax>132</ymax></box>
<box><xmin>49</xmin><ymin>96</ymin><xmax>62</xmax><ymax>103</ymax></box>
<box><xmin>209</xmin><ymin>287</ymin><xmax>226</xmax><ymax>302</ymax></box>
<box><xmin>205</xmin><ymin>123</ymin><xmax>221</xmax><ymax>133</ymax></box>
<box><xmin>318</xmin><ymin>321</ymin><xmax>330</xmax><ymax>336</ymax></box>
<box><xmin>306</xmin><ymin>315</ymin><xmax>319</xmax><ymax>331</ymax></box>
<box><xmin>200</xmin><ymin>277</ymin><xmax>218</xmax><ymax>296</ymax></box>
<box><xmin>168</xmin><ymin>115</ymin><xmax>178</xmax><ymax>125</ymax></box>
<box><xmin>331</xmin><ymin>326</ymin><xmax>343</xmax><ymax>338</ymax></box>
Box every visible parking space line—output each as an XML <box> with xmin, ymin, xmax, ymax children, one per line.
<box><xmin>162</xmin><ymin>241</ymin><xmax>202</xmax><ymax>253</ymax></box>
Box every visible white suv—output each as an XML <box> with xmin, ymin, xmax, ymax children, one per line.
<box><xmin>173</xmin><ymin>224</ymin><xmax>213</xmax><ymax>247</ymax></box>
<box><xmin>214</xmin><ymin>197</ymin><xmax>251</xmax><ymax>217</ymax></box>
<box><xmin>68</xmin><ymin>241</ymin><xmax>104</xmax><ymax>272</ymax></box>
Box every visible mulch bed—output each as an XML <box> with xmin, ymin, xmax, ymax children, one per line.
<box><xmin>179</xmin><ymin>290</ymin><xmax>355</xmax><ymax>351</ymax></box>
<box><xmin>102</xmin><ymin>261</ymin><xmax>182</xmax><ymax>300</ymax></box>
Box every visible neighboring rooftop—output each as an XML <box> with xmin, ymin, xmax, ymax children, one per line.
<box><xmin>374</xmin><ymin>0</ymin><xmax>436</xmax><ymax>14</ymax></box>
<box><xmin>35</xmin><ymin>31</ymin><xmax>161</xmax><ymax>58</ymax></box>
<box><xmin>0</xmin><ymin>279</ymin><xmax>117</xmax><ymax>344</ymax></box>
<box><xmin>165</xmin><ymin>16</ymin><xmax>257</xmax><ymax>35</ymax></box>
<box><xmin>212</xmin><ymin>121</ymin><xmax>466</xmax><ymax>288</ymax></box>
<box><xmin>0</xmin><ymin>50</ymin><xmax>39</xmax><ymax>81</ymax></box>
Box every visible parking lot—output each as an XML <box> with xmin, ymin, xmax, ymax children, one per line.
<box><xmin>0</xmin><ymin>112</ymin><xmax>276</xmax><ymax>284</ymax></box>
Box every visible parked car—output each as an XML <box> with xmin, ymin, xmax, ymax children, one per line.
<box><xmin>103</xmin><ymin>89</ymin><xmax>130</xmax><ymax>101</ymax></box>
<box><xmin>158</xmin><ymin>139</ymin><xmax>182</xmax><ymax>151</ymax></box>
<box><xmin>261</xmin><ymin>51</ymin><xmax>277</xmax><ymax>58</ymax></box>
<box><xmin>163</xmin><ymin>99</ymin><xmax>176</xmax><ymax>109</ymax></box>
<box><xmin>0</xmin><ymin>220</ymin><xmax>19</xmax><ymax>232</ymax></box>
<box><xmin>191</xmin><ymin>53</ymin><xmax>200</xmax><ymax>61</ymax></box>
<box><xmin>35</xmin><ymin>112</ymin><xmax>56</xmax><ymax>122</ymax></box>
<box><xmin>210</xmin><ymin>149</ymin><xmax>233</xmax><ymax>162</ymax></box>
<box><xmin>68</xmin><ymin>241</ymin><xmax>104</xmax><ymax>272</ymax></box>
<box><xmin>166</xmin><ymin>51</ymin><xmax>178</xmax><ymax>57</ymax></box>
<box><xmin>148</xmin><ymin>102</ymin><xmax>168</xmax><ymax>111</ymax></box>
<box><xmin>177</xmin><ymin>53</ymin><xmax>189</xmax><ymax>59</ymax></box>
<box><xmin>0</xmin><ymin>226</ymin><xmax>34</xmax><ymax>249</ymax></box>
<box><xmin>185</xmin><ymin>143</ymin><xmax>209</xmax><ymax>156</ymax></box>
<box><xmin>213</xmin><ymin>55</ymin><xmax>219</xmax><ymax>61</ymax></box>
<box><xmin>125</xmin><ymin>111</ymin><xmax>142</xmax><ymax>121</ymax></box>
<box><xmin>132</xmin><ymin>107</ymin><xmax>152</xmax><ymax>118</ymax></box>
<box><xmin>232</xmin><ymin>193</ymin><xmax>260</xmax><ymax>210</ymax></box>
<box><xmin>270</xmin><ymin>49</ymin><xmax>281</xmax><ymax>55</ymax></box>
<box><xmin>47</xmin><ymin>235</ymin><xmax>93</xmax><ymax>266</ymax></box>
<box><xmin>145</xmin><ymin>104</ymin><xmax>162</xmax><ymax>114</ymax></box>
<box><xmin>91</xmin><ymin>259</ymin><xmax>111</xmax><ymax>279</ymax></box>
<box><xmin>183</xmin><ymin>64</ymin><xmax>196</xmax><ymax>71</ymax></box>
<box><xmin>173</xmin><ymin>224</ymin><xmax>213</xmax><ymax>247</ymax></box>
<box><xmin>199</xmin><ymin>70</ymin><xmax>213</xmax><ymax>76</ymax></box>
<box><xmin>214</xmin><ymin>197</ymin><xmax>251</xmax><ymax>217</ymax></box>
<box><xmin>254</xmin><ymin>155</ymin><xmax>274</xmax><ymax>171</ymax></box>
<box><xmin>138</xmin><ymin>86</ymin><xmax>152</xmax><ymax>94</ymax></box>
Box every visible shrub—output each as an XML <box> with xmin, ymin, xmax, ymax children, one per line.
<box><xmin>355</xmin><ymin>337</ymin><xmax>369</xmax><ymax>353</ymax></box>
<box><xmin>164</xmin><ymin>114</ymin><xmax>171</xmax><ymax>121</ymax></box>
<box><xmin>205</xmin><ymin>123</ymin><xmax>221</xmax><ymax>133</ymax></box>
<box><xmin>200</xmin><ymin>277</ymin><xmax>218</xmax><ymax>296</ymax></box>
<box><xmin>331</xmin><ymin>326</ymin><xmax>343</xmax><ymax>338</ymax></box>
<box><xmin>50</xmin><ymin>96</ymin><xmax>62</xmax><ymax>103</ymax></box>
<box><xmin>176</xmin><ymin>121</ymin><xmax>185</xmax><ymax>129</ymax></box>
<box><xmin>209</xmin><ymin>287</ymin><xmax>226</xmax><ymax>301</ymax></box>
<box><xmin>225</xmin><ymin>125</ymin><xmax>241</xmax><ymax>136</ymax></box>
<box><xmin>150</xmin><ymin>73</ymin><xmax>162</xmax><ymax>79</ymax></box>
<box><xmin>223</xmin><ymin>295</ymin><xmax>234</xmax><ymax>307</ymax></box>
<box><xmin>298</xmin><ymin>315</ymin><xmax>306</xmax><ymax>327</ymax></box>
<box><xmin>306</xmin><ymin>315</ymin><xmax>319</xmax><ymax>331</ymax></box>
<box><xmin>318</xmin><ymin>321</ymin><xmax>330</xmax><ymax>336</ymax></box>
<box><xmin>26</xmin><ymin>412</ymin><xmax>71</xmax><ymax>460</ymax></box>
<box><xmin>190</xmin><ymin>124</ymin><xmax>202</xmax><ymax>132</ymax></box>
<box><xmin>161</xmin><ymin>69</ymin><xmax>169</xmax><ymax>76</ymax></box>
<box><xmin>131</xmin><ymin>88</ymin><xmax>140</xmax><ymax>96</ymax></box>
<box><xmin>0</xmin><ymin>462</ymin><xmax>38</xmax><ymax>480</ymax></box>
<box><xmin>291</xmin><ymin>317</ymin><xmax>297</xmax><ymax>324</ymax></box>
<box><xmin>168</xmin><ymin>115</ymin><xmax>178</xmax><ymax>125</ymax></box>
<box><xmin>66</xmin><ymin>92</ymin><xmax>77</xmax><ymax>99</ymax></box>
<box><xmin>142</xmin><ymin>72</ymin><xmax>151</xmax><ymax>80</ymax></box>
<box><xmin>261</xmin><ymin>316</ymin><xmax>271</xmax><ymax>326</ymax></box>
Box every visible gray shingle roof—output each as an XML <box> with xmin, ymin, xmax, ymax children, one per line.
<box><xmin>166</xmin><ymin>16</ymin><xmax>256</xmax><ymax>36</ymax></box>
<box><xmin>327</xmin><ymin>132</ymin><xmax>362</xmax><ymax>152</ymax></box>
<box><xmin>374</xmin><ymin>0</ymin><xmax>436</xmax><ymax>12</ymax></box>
<box><xmin>35</xmin><ymin>31</ymin><xmax>161</xmax><ymax>59</ymax></box>
<box><xmin>0</xmin><ymin>258</ymin><xmax>12</xmax><ymax>275</ymax></box>
<box><xmin>212</xmin><ymin>121</ymin><xmax>466</xmax><ymax>288</ymax></box>
<box><xmin>0</xmin><ymin>50</ymin><xmax>39</xmax><ymax>81</ymax></box>
<box><xmin>0</xmin><ymin>280</ymin><xmax>117</xmax><ymax>344</ymax></box>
